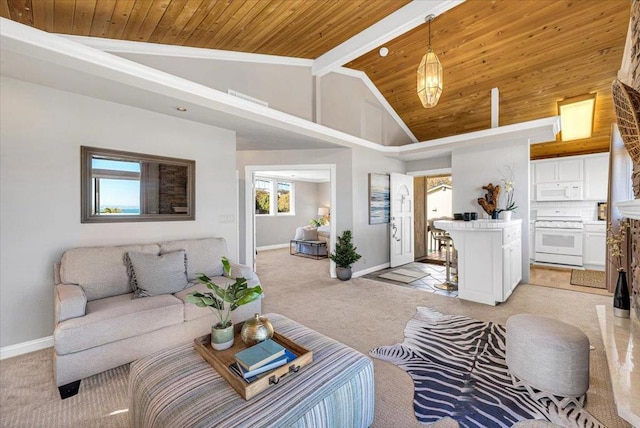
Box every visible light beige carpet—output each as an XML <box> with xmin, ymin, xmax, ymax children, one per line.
<box><xmin>571</xmin><ymin>269</ymin><xmax>607</xmax><ymax>289</ymax></box>
<box><xmin>0</xmin><ymin>249</ymin><xmax>630</xmax><ymax>428</ymax></box>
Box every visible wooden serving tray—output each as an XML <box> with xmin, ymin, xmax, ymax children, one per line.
<box><xmin>193</xmin><ymin>329</ymin><xmax>313</xmax><ymax>400</ymax></box>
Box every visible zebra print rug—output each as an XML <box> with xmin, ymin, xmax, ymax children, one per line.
<box><xmin>369</xmin><ymin>307</ymin><xmax>603</xmax><ymax>428</ymax></box>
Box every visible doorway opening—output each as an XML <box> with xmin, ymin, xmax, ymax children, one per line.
<box><xmin>244</xmin><ymin>164</ymin><xmax>337</xmax><ymax>278</ymax></box>
<box><xmin>414</xmin><ymin>173</ymin><xmax>453</xmax><ymax>265</ymax></box>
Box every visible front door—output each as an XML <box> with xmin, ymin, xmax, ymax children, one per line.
<box><xmin>390</xmin><ymin>173</ymin><xmax>414</xmax><ymax>267</ymax></box>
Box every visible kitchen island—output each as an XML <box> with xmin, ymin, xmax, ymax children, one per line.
<box><xmin>434</xmin><ymin>219</ymin><xmax>522</xmax><ymax>305</ymax></box>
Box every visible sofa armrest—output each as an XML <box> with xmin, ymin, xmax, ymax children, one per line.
<box><xmin>55</xmin><ymin>283</ymin><xmax>87</xmax><ymax>323</ymax></box>
<box><xmin>228</xmin><ymin>262</ymin><xmax>261</xmax><ymax>288</ymax></box>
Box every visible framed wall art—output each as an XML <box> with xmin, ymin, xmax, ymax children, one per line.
<box><xmin>369</xmin><ymin>173</ymin><xmax>390</xmax><ymax>224</ymax></box>
<box><xmin>597</xmin><ymin>202</ymin><xmax>607</xmax><ymax>221</ymax></box>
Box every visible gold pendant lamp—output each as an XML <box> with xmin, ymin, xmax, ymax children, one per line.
<box><xmin>417</xmin><ymin>15</ymin><xmax>443</xmax><ymax>108</ymax></box>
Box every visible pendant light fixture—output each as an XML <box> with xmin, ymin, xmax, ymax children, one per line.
<box><xmin>417</xmin><ymin>15</ymin><xmax>443</xmax><ymax>108</ymax></box>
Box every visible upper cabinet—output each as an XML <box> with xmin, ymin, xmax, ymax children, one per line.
<box><xmin>534</xmin><ymin>158</ymin><xmax>583</xmax><ymax>183</ymax></box>
<box><xmin>583</xmin><ymin>154</ymin><xmax>609</xmax><ymax>201</ymax></box>
<box><xmin>532</xmin><ymin>153</ymin><xmax>609</xmax><ymax>201</ymax></box>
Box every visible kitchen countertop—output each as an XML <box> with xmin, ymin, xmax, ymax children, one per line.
<box><xmin>434</xmin><ymin>219</ymin><xmax>522</xmax><ymax>230</ymax></box>
<box><xmin>583</xmin><ymin>220</ymin><xmax>606</xmax><ymax>225</ymax></box>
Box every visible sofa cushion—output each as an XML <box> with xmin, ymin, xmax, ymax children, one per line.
<box><xmin>173</xmin><ymin>277</ymin><xmax>236</xmax><ymax>322</ymax></box>
<box><xmin>302</xmin><ymin>228</ymin><xmax>319</xmax><ymax>241</ymax></box>
<box><xmin>60</xmin><ymin>244</ymin><xmax>160</xmax><ymax>301</ymax></box>
<box><xmin>126</xmin><ymin>250</ymin><xmax>189</xmax><ymax>298</ymax></box>
<box><xmin>54</xmin><ymin>293</ymin><xmax>184</xmax><ymax>355</ymax></box>
<box><xmin>159</xmin><ymin>238</ymin><xmax>227</xmax><ymax>281</ymax></box>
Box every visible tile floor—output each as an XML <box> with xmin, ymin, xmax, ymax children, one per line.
<box><xmin>529</xmin><ymin>265</ymin><xmax>612</xmax><ymax>296</ymax></box>
<box><xmin>364</xmin><ymin>261</ymin><xmax>459</xmax><ymax>298</ymax></box>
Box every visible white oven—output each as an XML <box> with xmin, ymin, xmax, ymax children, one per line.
<box><xmin>534</xmin><ymin>208</ymin><xmax>584</xmax><ymax>266</ymax></box>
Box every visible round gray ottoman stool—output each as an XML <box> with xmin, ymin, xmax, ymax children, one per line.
<box><xmin>506</xmin><ymin>314</ymin><xmax>590</xmax><ymax>408</ymax></box>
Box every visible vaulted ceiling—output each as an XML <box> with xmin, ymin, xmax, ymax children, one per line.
<box><xmin>0</xmin><ymin>0</ymin><xmax>631</xmax><ymax>159</ymax></box>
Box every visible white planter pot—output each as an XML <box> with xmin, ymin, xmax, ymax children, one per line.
<box><xmin>500</xmin><ymin>211</ymin><xmax>513</xmax><ymax>221</ymax></box>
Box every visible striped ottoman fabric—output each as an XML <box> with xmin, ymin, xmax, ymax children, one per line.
<box><xmin>129</xmin><ymin>314</ymin><xmax>375</xmax><ymax>428</ymax></box>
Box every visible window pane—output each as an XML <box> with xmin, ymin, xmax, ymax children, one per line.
<box><xmin>98</xmin><ymin>178</ymin><xmax>140</xmax><ymax>214</ymax></box>
<box><xmin>277</xmin><ymin>182</ymin><xmax>291</xmax><ymax>213</ymax></box>
<box><xmin>255</xmin><ymin>179</ymin><xmax>271</xmax><ymax>214</ymax></box>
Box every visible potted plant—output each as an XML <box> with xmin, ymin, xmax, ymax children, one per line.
<box><xmin>187</xmin><ymin>257</ymin><xmax>263</xmax><ymax>350</ymax></box>
<box><xmin>499</xmin><ymin>165</ymin><xmax>517</xmax><ymax>220</ymax></box>
<box><xmin>329</xmin><ymin>230</ymin><xmax>362</xmax><ymax>281</ymax></box>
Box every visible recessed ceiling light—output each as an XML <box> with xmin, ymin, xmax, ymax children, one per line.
<box><xmin>379</xmin><ymin>47</ymin><xmax>389</xmax><ymax>57</ymax></box>
<box><xmin>176</xmin><ymin>107</ymin><xmax>187</xmax><ymax>112</ymax></box>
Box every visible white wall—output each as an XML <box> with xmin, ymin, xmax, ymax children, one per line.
<box><xmin>255</xmin><ymin>180</ymin><xmax>323</xmax><ymax>247</ymax></box>
<box><xmin>117</xmin><ymin>53</ymin><xmax>314</xmax><ymax>121</ymax></box>
<box><xmin>0</xmin><ymin>77</ymin><xmax>238</xmax><ymax>347</ymax></box>
<box><xmin>320</xmin><ymin>72</ymin><xmax>412</xmax><ymax>146</ymax></box>
<box><xmin>350</xmin><ymin>147</ymin><xmax>406</xmax><ymax>270</ymax></box>
<box><xmin>318</xmin><ymin>182</ymin><xmax>331</xmax><ymax>208</ymax></box>
<box><xmin>452</xmin><ymin>140</ymin><xmax>531</xmax><ymax>282</ymax></box>
<box><xmin>406</xmin><ymin>155</ymin><xmax>452</xmax><ymax>173</ymax></box>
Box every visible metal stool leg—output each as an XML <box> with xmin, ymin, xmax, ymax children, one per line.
<box><xmin>435</xmin><ymin>238</ymin><xmax>458</xmax><ymax>292</ymax></box>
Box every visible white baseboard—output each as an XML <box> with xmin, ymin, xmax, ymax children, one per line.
<box><xmin>256</xmin><ymin>243</ymin><xmax>290</xmax><ymax>252</ymax></box>
<box><xmin>353</xmin><ymin>262</ymin><xmax>390</xmax><ymax>278</ymax></box>
<box><xmin>1</xmin><ymin>335</ymin><xmax>53</xmax><ymax>360</ymax></box>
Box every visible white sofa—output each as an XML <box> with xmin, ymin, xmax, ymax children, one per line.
<box><xmin>292</xmin><ymin>225</ymin><xmax>331</xmax><ymax>256</ymax></box>
<box><xmin>53</xmin><ymin>237</ymin><xmax>261</xmax><ymax>398</ymax></box>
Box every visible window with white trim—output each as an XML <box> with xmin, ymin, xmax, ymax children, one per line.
<box><xmin>255</xmin><ymin>177</ymin><xmax>295</xmax><ymax>215</ymax></box>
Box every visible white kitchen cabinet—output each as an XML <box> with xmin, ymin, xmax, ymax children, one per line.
<box><xmin>584</xmin><ymin>154</ymin><xmax>609</xmax><ymax>200</ymax></box>
<box><xmin>535</xmin><ymin>161</ymin><xmax>557</xmax><ymax>183</ymax></box>
<box><xmin>583</xmin><ymin>223</ymin><xmax>606</xmax><ymax>270</ymax></box>
<box><xmin>558</xmin><ymin>158</ymin><xmax>583</xmax><ymax>181</ymax></box>
<box><xmin>529</xmin><ymin>221</ymin><xmax>535</xmax><ymax>261</ymax></box>
<box><xmin>534</xmin><ymin>158</ymin><xmax>583</xmax><ymax>184</ymax></box>
<box><xmin>503</xmin><ymin>238</ymin><xmax>522</xmax><ymax>300</ymax></box>
<box><xmin>434</xmin><ymin>220</ymin><xmax>523</xmax><ymax>306</ymax></box>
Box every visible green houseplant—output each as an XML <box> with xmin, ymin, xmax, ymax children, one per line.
<box><xmin>187</xmin><ymin>256</ymin><xmax>263</xmax><ymax>350</ymax></box>
<box><xmin>329</xmin><ymin>230</ymin><xmax>362</xmax><ymax>281</ymax></box>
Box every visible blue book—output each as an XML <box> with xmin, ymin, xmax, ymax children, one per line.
<box><xmin>235</xmin><ymin>339</ymin><xmax>286</xmax><ymax>371</ymax></box>
<box><xmin>230</xmin><ymin>349</ymin><xmax>297</xmax><ymax>383</ymax></box>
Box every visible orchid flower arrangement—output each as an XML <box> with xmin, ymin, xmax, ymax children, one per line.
<box><xmin>607</xmin><ymin>219</ymin><xmax>629</xmax><ymax>272</ymax></box>
<box><xmin>499</xmin><ymin>165</ymin><xmax>517</xmax><ymax>212</ymax></box>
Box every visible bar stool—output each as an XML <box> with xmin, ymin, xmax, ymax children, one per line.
<box><xmin>434</xmin><ymin>234</ymin><xmax>458</xmax><ymax>291</ymax></box>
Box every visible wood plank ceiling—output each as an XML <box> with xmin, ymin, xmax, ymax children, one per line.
<box><xmin>1</xmin><ymin>0</ymin><xmax>631</xmax><ymax>159</ymax></box>
<box><xmin>348</xmin><ymin>0</ymin><xmax>630</xmax><ymax>160</ymax></box>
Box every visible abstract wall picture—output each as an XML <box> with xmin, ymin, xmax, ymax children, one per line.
<box><xmin>369</xmin><ymin>173</ymin><xmax>390</xmax><ymax>224</ymax></box>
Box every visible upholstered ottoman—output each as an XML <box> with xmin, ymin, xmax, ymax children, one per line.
<box><xmin>129</xmin><ymin>314</ymin><xmax>375</xmax><ymax>428</ymax></box>
<box><xmin>506</xmin><ymin>314</ymin><xmax>590</xmax><ymax>407</ymax></box>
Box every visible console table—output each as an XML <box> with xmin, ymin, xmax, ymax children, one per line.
<box><xmin>290</xmin><ymin>240</ymin><xmax>327</xmax><ymax>259</ymax></box>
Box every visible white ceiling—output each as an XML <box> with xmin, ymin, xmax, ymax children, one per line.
<box><xmin>0</xmin><ymin>18</ymin><xmax>560</xmax><ymax>161</ymax></box>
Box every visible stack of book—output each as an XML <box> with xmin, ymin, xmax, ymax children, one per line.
<box><xmin>231</xmin><ymin>339</ymin><xmax>297</xmax><ymax>383</ymax></box>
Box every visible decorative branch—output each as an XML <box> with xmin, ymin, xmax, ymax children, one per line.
<box><xmin>477</xmin><ymin>183</ymin><xmax>501</xmax><ymax>216</ymax></box>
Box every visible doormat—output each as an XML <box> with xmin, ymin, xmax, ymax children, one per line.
<box><xmin>369</xmin><ymin>307</ymin><xmax>604</xmax><ymax>427</ymax></box>
<box><xmin>570</xmin><ymin>270</ymin><xmax>606</xmax><ymax>289</ymax></box>
<box><xmin>379</xmin><ymin>269</ymin><xmax>429</xmax><ymax>283</ymax></box>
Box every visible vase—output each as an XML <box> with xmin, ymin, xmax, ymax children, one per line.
<box><xmin>613</xmin><ymin>270</ymin><xmax>630</xmax><ymax>318</ymax></box>
<box><xmin>336</xmin><ymin>267</ymin><xmax>352</xmax><ymax>281</ymax></box>
<box><xmin>500</xmin><ymin>211</ymin><xmax>513</xmax><ymax>221</ymax></box>
<box><xmin>211</xmin><ymin>322</ymin><xmax>234</xmax><ymax>350</ymax></box>
<box><xmin>241</xmin><ymin>313</ymin><xmax>274</xmax><ymax>346</ymax></box>
<box><xmin>491</xmin><ymin>211</ymin><xmax>500</xmax><ymax>219</ymax></box>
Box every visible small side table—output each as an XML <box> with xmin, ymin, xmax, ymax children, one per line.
<box><xmin>290</xmin><ymin>240</ymin><xmax>328</xmax><ymax>260</ymax></box>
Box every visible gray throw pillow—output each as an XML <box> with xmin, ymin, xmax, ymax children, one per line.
<box><xmin>302</xmin><ymin>228</ymin><xmax>319</xmax><ymax>241</ymax></box>
<box><xmin>125</xmin><ymin>250</ymin><xmax>188</xmax><ymax>298</ymax></box>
